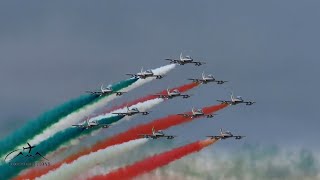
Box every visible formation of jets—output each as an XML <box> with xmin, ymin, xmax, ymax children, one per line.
<box><xmin>153</xmin><ymin>88</ymin><xmax>191</xmax><ymax>99</ymax></box>
<box><xmin>139</xmin><ymin>127</ymin><xmax>175</xmax><ymax>139</ymax></box>
<box><xmin>165</xmin><ymin>53</ymin><xmax>206</xmax><ymax>66</ymax></box>
<box><xmin>207</xmin><ymin>128</ymin><xmax>245</xmax><ymax>140</ymax></box>
<box><xmin>178</xmin><ymin>107</ymin><xmax>216</xmax><ymax>119</ymax></box>
<box><xmin>86</xmin><ymin>84</ymin><xmax>126</xmax><ymax>97</ymax></box>
<box><xmin>188</xmin><ymin>72</ymin><xmax>228</xmax><ymax>85</ymax></box>
<box><xmin>126</xmin><ymin>67</ymin><xmax>164</xmax><ymax>79</ymax></box>
<box><xmin>112</xmin><ymin>106</ymin><xmax>150</xmax><ymax>116</ymax></box>
<box><xmin>76</xmin><ymin>53</ymin><xmax>255</xmax><ymax>143</ymax></box>
<box><xmin>72</xmin><ymin>118</ymin><xmax>110</xmax><ymax>130</ymax></box>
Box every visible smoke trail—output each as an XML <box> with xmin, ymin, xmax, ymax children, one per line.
<box><xmin>138</xmin><ymin>144</ymin><xmax>320</xmax><ymax>180</ymax></box>
<box><xmin>1</xmin><ymin>78</ymin><xmax>138</xmax><ymax>161</ymax></box>
<box><xmin>16</xmin><ymin>104</ymin><xmax>227</xmax><ymax>180</ymax></box>
<box><xmin>37</xmin><ymin>139</ymin><xmax>148</xmax><ymax>180</ymax></box>
<box><xmin>89</xmin><ymin>139</ymin><xmax>218</xmax><ymax>180</ymax></box>
<box><xmin>7</xmin><ymin>65</ymin><xmax>176</xmax><ymax>179</ymax></box>
<box><xmin>0</xmin><ymin>94</ymin><xmax>99</xmax><ymax>157</ymax></box>
<box><xmin>0</xmin><ymin>115</ymin><xmax>124</xmax><ymax>180</ymax></box>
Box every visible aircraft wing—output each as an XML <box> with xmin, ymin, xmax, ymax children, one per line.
<box><xmin>97</xmin><ymin>124</ymin><xmax>111</xmax><ymax>128</ymax></box>
<box><xmin>187</xmin><ymin>78</ymin><xmax>203</xmax><ymax>83</ymax></box>
<box><xmin>234</xmin><ymin>135</ymin><xmax>246</xmax><ymax>139</ymax></box>
<box><xmin>126</xmin><ymin>73</ymin><xmax>138</xmax><ymax>77</ymax></box>
<box><xmin>72</xmin><ymin>124</ymin><xmax>84</xmax><ymax>127</ymax></box>
<box><xmin>112</xmin><ymin>112</ymin><xmax>129</xmax><ymax>115</ymax></box>
<box><xmin>177</xmin><ymin>113</ymin><xmax>192</xmax><ymax>118</ymax></box>
<box><xmin>191</xmin><ymin>61</ymin><xmax>206</xmax><ymax>66</ymax></box>
<box><xmin>114</xmin><ymin>91</ymin><xmax>126</xmax><ymax>95</ymax></box>
<box><xmin>180</xmin><ymin>94</ymin><xmax>191</xmax><ymax>98</ymax></box>
<box><xmin>244</xmin><ymin>101</ymin><xmax>256</xmax><ymax>105</ymax></box>
<box><xmin>206</xmin><ymin>136</ymin><xmax>223</xmax><ymax>139</ymax></box>
<box><xmin>139</xmin><ymin>134</ymin><xmax>153</xmax><ymax>138</ymax></box>
<box><xmin>164</xmin><ymin>59</ymin><xmax>179</xmax><ymax>63</ymax></box>
<box><xmin>86</xmin><ymin>91</ymin><xmax>103</xmax><ymax>95</ymax></box>
<box><xmin>216</xmin><ymin>80</ymin><xmax>228</xmax><ymax>84</ymax></box>
<box><xmin>163</xmin><ymin>135</ymin><xmax>176</xmax><ymax>139</ymax></box>
<box><xmin>153</xmin><ymin>94</ymin><xmax>169</xmax><ymax>98</ymax></box>
<box><xmin>217</xmin><ymin>100</ymin><xmax>232</xmax><ymax>104</ymax></box>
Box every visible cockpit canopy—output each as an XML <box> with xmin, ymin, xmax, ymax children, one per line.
<box><xmin>185</xmin><ymin>55</ymin><xmax>191</xmax><ymax>59</ymax></box>
<box><xmin>132</xmin><ymin>107</ymin><xmax>138</xmax><ymax>111</ymax></box>
<box><xmin>197</xmin><ymin>109</ymin><xmax>203</xmax><ymax>113</ymax></box>
<box><xmin>146</xmin><ymin>70</ymin><xmax>152</xmax><ymax>73</ymax></box>
<box><xmin>173</xmin><ymin>89</ymin><xmax>179</xmax><ymax>93</ymax></box>
<box><xmin>236</xmin><ymin>96</ymin><xmax>243</xmax><ymax>100</ymax></box>
<box><xmin>207</xmin><ymin>74</ymin><xmax>214</xmax><ymax>78</ymax></box>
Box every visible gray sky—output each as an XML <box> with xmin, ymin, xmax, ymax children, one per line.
<box><xmin>0</xmin><ymin>1</ymin><xmax>319</xmax><ymax>150</ymax></box>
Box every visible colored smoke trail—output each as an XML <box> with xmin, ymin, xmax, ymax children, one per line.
<box><xmin>3</xmin><ymin>78</ymin><xmax>138</xmax><ymax>162</ymax></box>
<box><xmin>0</xmin><ymin>94</ymin><xmax>99</xmax><ymax>158</ymax></box>
<box><xmin>89</xmin><ymin>139</ymin><xmax>218</xmax><ymax>180</ymax></box>
<box><xmin>0</xmin><ymin>115</ymin><xmax>124</xmax><ymax>180</ymax></box>
<box><xmin>15</xmin><ymin>104</ymin><xmax>227</xmax><ymax>180</ymax></box>
<box><xmin>37</xmin><ymin>139</ymin><xmax>148</xmax><ymax>180</ymax></box>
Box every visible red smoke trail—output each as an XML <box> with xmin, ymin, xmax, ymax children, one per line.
<box><xmin>104</xmin><ymin>82</ymin><xmax>199</xmax><ymax>113</ymax></box>
<box><xmin>89</xmin><ymin>138</ymin><xmax>218</xmax><ymax>180</ymax></box>
<box><xmin>15</xmin><ymin>103</ymin><xmax>227</xmax><ymax>180</ymax></box>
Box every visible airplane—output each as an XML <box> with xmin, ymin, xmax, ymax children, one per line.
<box><xmin>207</xmin><ymin>128</ymin><xmax>245</xmax><ymax>140</ymax></box>
<box><xmin>23</xmin><ymin>143</ymin><xmax>35</xmax><ymax>153</ymax></box>
<box><xmin>217</xmin><ymin>92</ymin><xmax>255</xmax><ymax>105</ymax></box>
<box><xmin>177</xmin><ymin>107</ymin><xmax>216</xmax><ymax>119</ymax></box>
<box><xmin>86</xmin><ymin>84</ymin><xmax>126</xmax><ymax>96</ymax></box>
<box><xmin>139</xmin><ymin>127</ymin><xmax>175</xmax><ymax>139</ymax></box>
<box><xmin>188</xmin><ymin>72</ymin><xmax>228</xmax><ymax>84</ymax></box>
<box><xmin>165</xmin><ymin>53</ymin><xmax>206</xmax><ymax>66</ymax></box>
<box><xmin>112</xmin><ymin>106</ymin><xmax>150</xmax><ymax>116</ymax></box>
<box><xmin>126</xmin><ymin>67</ymin><xmax>164</xmax><ymax>79</ymax></box>
<box><xmin>72</xmin><ymin>118</ymin><xmax>110</xmax><ymax>130</ymax></box>
<box><xmin>153</xmin><ymin>88</ymin><xmax>191</xmax><ymax>99</ymax></box>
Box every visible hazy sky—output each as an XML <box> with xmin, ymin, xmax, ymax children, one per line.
<box><xmin>0</xmin><ymin>1</ymin><xmax>319</xmax><ymax>150</ymax></box>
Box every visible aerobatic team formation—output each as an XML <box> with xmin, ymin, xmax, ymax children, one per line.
<box><xmin>0</xmin><ymin>53</ymin><xmax>255</xmax><ymax>180</ymax></box>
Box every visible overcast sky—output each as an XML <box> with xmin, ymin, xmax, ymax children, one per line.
<box><xmin>0</xmin><ymin>1</ymin><xmax>319</xmax><ymax>150</ymax></box>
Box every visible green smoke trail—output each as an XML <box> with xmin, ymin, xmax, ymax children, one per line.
<box><xmin>0</xmin><ymin>115</ymin><xmax>125</xmax><ymax>180</ymax></box>
<box><xmin>0</xmin><ymin>94</ymin><xmax>98</xmax><ymax>157</ymax></box>
<box><xmin>0</xmin><ymin>78</ymin><xmax>138</xmax><ymax>158</ymax></box>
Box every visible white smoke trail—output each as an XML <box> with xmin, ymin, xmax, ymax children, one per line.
<box><xmin>7</xmin><ymin>64</ymin><xmax>175</xmax><ymax>160</ymax></box>
<box><xmin>124</xmin><ymin>64</ymin><xmax>176</xmax><ymax>92</ymax></box>
<box><xmin>37</xmin><ymin>139</ymin><xmax>148</xmax><ymax>180</ymax></box>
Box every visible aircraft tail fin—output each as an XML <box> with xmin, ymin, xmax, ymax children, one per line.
<box><xmin>230</xmin><ymin>91</ymin><xmax>234</xmax><ymax>101</ymax></box>
<box><xmin>152</xmin><ymin>126</ymin><xmax>155</xmax><ymax>135</ymax></box>
<box><xmin>101</xmin><ymin>84</ymin><xmax>104</xmax><ymax>92</ymax></box>
<box><xmin>202</xmin><ymin>71</ymin><xmax>205</xmax><ymax>79</ymax></box>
